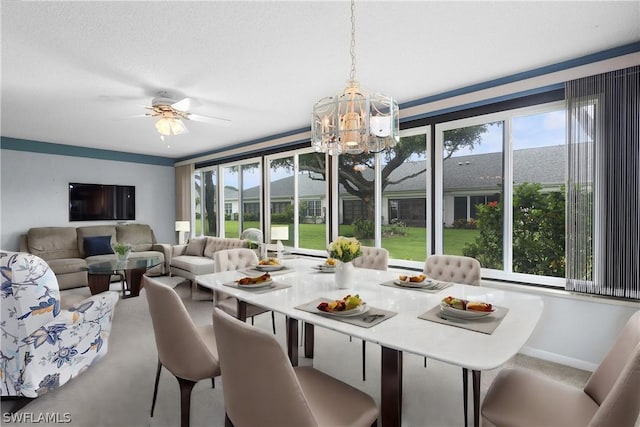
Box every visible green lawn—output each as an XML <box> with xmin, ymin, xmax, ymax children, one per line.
<box><xmin>214</xmin><ymin>221</ymin><xmax>479</xmax><ymax>261</ymax></box>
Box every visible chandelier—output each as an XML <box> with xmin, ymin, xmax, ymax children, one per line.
<box><xmin>311</xmin><ymin>0</ymin><xmax>399</xmax><ymax>156</ymax></box>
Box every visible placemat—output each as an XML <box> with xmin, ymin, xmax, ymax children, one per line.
<box><xmin>380</xmin><ymin>280</ymin><xmax>453</xmax><ymax>293</ymax></box>
<box><xmin>223</xmin><ymin>281</ymin><xmax>291</xmax><ymax>294</ymax></box>
<box><xmin>296</xmin><ymin>298</ymin><xmax>397</xmax><ymax>328</ymax></box>
<box><xmin>242</xmin><ymin>266</ymin><xmax>292</xmax><ymax>276</ymax></box>
<box><xmin>418</xmin><ymin>304</ymin><xmax>509</xmax><ymax>334</ymax></box>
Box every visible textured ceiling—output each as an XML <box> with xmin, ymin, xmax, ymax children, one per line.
<box><xmin>2</xmin><ymin>1</ymin><xmax>639</xmax><ymax>160</ymax></box>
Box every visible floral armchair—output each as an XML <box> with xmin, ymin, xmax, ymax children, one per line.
<box><xmin>0</xmin><ymin>252</ymin><xmax>118</xmax><ymax>397</ymax></box>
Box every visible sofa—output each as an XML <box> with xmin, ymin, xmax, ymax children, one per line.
<box><xmin>0</xmin><ymin>252</ymin><xmax>119</xmax><ymax>397</ymax></box>
<box><xmin>169</xmin><ymin>236</ymin><xmax>250</xmax><ymax>299</ymax></box>
<box><xmin>19</xmin><ymin>224</ymin><xmax>170</xmax><ymax>290</ymax></box>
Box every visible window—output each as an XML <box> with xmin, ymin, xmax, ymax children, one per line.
<box><xmin>194</xmin><ymin>168</ymin><xmax>217</xmax><ymax>236</ymax></box>
<box><xmin>436</xmin><ymin>102</ymin><xmax>566</xmax><ymax>283</ymax></box>
<box><xmin>306</xmin><ymin>200</ymin><xmax>322</xmax><ymax>217</ymax></box>
<box><xmin>224</xmin><ymin>202</ymin><xmax>232</xmax><ymax>216</ymax></box>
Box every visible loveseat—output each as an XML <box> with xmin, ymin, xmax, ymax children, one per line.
<box><xmin>169</xmin><ymin>236</ymin><xmax>249</xmax><ymax>299</ymax></box>
<box><xmin>19</xmin><ymin>224</ymin><xmax>170</xmax><ymax>290</ymax></box>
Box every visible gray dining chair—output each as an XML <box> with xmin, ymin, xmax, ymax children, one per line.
<box><xmin>213</xmin><ymin>248</ymin><xmax>276</xmax><ymax>334</ymax></box>
<box><xmin>423</xmin><ymin>254</ymin><xmax>481</xmax><ymax>425</ymax></box>
<box><xmin>143</xmin><ymin>275</ymin><xmax>221</xmax><ymax>427</ymax></box>
<box><xmin>482</xmin><ymin>310</ymin><xmax>640</xmax><ymax>427</ymax></box>
<box><xmin>212</xmin><ymin>308</ymin><xmax>379</xmax><ymax>427</ymax></box>
<box><xmin>354</xmin><ymin>246</ymin><xmax>389</xmax><ymax>381</ymax></box>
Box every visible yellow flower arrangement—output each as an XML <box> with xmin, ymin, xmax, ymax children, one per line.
<box><xmin>328</xmin><ymin>236</ymin><xmax>362</xmax><ymax>263</ymax></box>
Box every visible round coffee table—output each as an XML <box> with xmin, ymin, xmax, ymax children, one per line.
<box><xmin>87</xmin><ymin>256</ymin><xmax>161</xmax><ymax>298</ymax></box>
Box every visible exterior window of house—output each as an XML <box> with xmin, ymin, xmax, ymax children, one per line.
<box><xmin>306</xmin><ymin>200</ymin><xmax>322</xmax><ymax>217</ymax></box>
<box><xmin>224</xmin><ymin>202</ymin><xmax>232</xmax><ymax>216</ymax></box>
<box><xmin>271</xmin><ymin>202</ymin><xmax>291</xmax><ymax>214</ymax></box>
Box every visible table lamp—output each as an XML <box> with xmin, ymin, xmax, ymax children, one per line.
<box><xmin>175</xmin><ymin>221</ymin><xmax>191</xmax><ymax>244</ymax></box>
<box><xmin>270</xmin><ymin>225</ymin><xmax>289</xmax><ymax>258</ymax></box>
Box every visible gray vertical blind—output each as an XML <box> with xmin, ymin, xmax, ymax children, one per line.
<box><xmin>566</xmin><ymin>65</ymin><xmax>639</xmax><ymax>299</ymax></box>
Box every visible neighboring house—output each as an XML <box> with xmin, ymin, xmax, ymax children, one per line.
<box><xmin>228</xmin><ymin>145</ymin><xmax>566</xmax><ymax>227</ymax></box>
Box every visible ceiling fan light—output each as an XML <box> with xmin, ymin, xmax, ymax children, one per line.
<box><xmin>155</xmin><ymin>117</ymin><xmax>186</xmax><ymax>136</ymax></box>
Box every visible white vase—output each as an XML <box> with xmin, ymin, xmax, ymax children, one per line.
<box><xmin>335</xmin><ymin>261</ymin><xmax>354</xmax><ymax>289</ymax></box>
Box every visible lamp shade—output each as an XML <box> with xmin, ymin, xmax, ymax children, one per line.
<box><xmin>270</xmin><ymin>225</ymin><xmax>289</xmax><ymax>241</ymax></box>
<box><xmin>175</xmin><ymin>221</ymin><xmax>191</xmax><ymax>232</ymax></box>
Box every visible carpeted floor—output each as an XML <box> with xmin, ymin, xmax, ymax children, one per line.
<box><xmin>1</xmin><ymin>278</ymin><xmax>634</xmax><ymax>426</ymax></box>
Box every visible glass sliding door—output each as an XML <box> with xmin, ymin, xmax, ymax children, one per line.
<box><xmin>196</xmin><ymin>167</ymin><xmax>217</xmax><ymax>236</ymax></box>
<box><xmin>221</xmin><ymin>159</ymin><xmax>261</xmax><ymax>238</ymax></box>
<box><xmin>298</xmin><ymin>152</ymin><xmax>327</xmax><ymax>250</ymax></box>
<box><xmin>268</xmin><ymin>155</ymin><xmax>294</xmax><ymax>247</ymax></box>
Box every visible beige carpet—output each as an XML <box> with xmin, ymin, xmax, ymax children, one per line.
<box><xmin>1</xmin><ymin>279</ymin><xmax>635</xmax><ymax>426</ymax></box>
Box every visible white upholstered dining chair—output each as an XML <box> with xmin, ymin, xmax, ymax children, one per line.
<box><xmin>143</xmin><ymin>275</ymin><xmax>221</xmax><ymax>427</ymax></box>
<box><xmin>213</xmin><ymin>248</ymin><xmax>276</xmax><ymax>334</ymax></box>
<box><xmin>481</xmin><ymin>310</ymin><xmax>640</xmax><ymax>427</ymax></box>
<box><xmin>354</xmin><ymin>246</ymin><xmax>389</xmax><ymax>381</ymax></box>
<box><xmin>423</xmin><ymin>254</ymin><xmax>482</xmax><ymax>425</ymax></box>
<box><xmin>212</xmin><ymin>308</ymin><xmax>379</xmax><ymax>427</ymax></box>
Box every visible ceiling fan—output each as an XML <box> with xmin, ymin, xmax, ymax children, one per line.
<box><xmin>140</xmin><ymin>90</ymin><xmax>231</xmax><ymax>139</ymax></box>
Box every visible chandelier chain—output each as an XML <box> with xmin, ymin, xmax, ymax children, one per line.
<box><xmin>349</xmin><ymin>0</ymin><xmax>356</xmax><ymax>82</ymax></box>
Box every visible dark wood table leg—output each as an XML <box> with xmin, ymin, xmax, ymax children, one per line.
<box><xmin>304</xmin><ymin>322</ymin><xmax>314</xmax><ymax>358</ymax></box>
<box><xmin>123</xmin><ymin>267</ymin><xmax>146</xmax><ymax>298</ymax></box>
<box><xmin>87</xmin><ymin>274</ymin><xmax>111</xmax><ymax>295</ymax></box>
<box><xmin>235</xmin><ymin>300</ymin><xmax>247</xmax><ymax>322</ymax></box>
<box><xmin>381</xmin><ymin>346</ymin><xmax>403</xmax><ymax>427</ymax></box>
<box><xmin>463</xmin><ymin>367</ymin><xmax>469</xmax><ymax>426</ymax></box>
<box><xmin>472</xmin><ymin>370</ymin><xmax>481</xmax><ymax>427</ymax></box>
<box><xmin>286</xmin><ymin>317</ymin><xmax>299</xmax><ymax>367</ymax></box>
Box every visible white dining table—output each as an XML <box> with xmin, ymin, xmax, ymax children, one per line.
<box><xmin>196</xmin><ymin>257</ymin><xmax>543</xmax><ymax>427</ymax></box>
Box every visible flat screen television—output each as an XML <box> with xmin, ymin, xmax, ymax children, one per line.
<box><xmin>69</xmin><ymin>183</ymin><xmax>135</xmax><ymax>221</ymax></box>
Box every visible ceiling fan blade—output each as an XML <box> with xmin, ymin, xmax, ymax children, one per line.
<box><xmin>171</xmin><ymin>97</ymin><xmax>192</xmax><ymax>111</ymax></box>
<box><xmin>188</xmin><ymin>113</ymin><xmax>232</xmax><ymax>125</ymax></box>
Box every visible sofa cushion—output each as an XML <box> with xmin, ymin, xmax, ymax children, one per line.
<box><xmin>116</xmin><ymin>224</ymin><xmax>155</xmax><ymax>251</ymax></box>
<box><xmin>185</xmin><ymin>238</ymin><xmax>207</xmax><ymax>256</ymax></box>
<box><xmin>83</xmin><ymin>235</ymin><xmax>114</xmax><ymax>257</ymax></box>
<box><xmin>28</xmin><ymin>227</ymin><xmax>80</xmax><ymax>261</ymax></box>
<box><xmin>171</xmin><ymin>255</ymin><xmax>215</xmax><ymax>275</ymax></box>
<box><xmin>77</xmin><ymin>226</ymin><xmax>117</xmax><ymax>258</ymax></box>
<box><xmin>46</xmin><ymin>257</ymin><xmax>88</xmax><ymax>275</ymax></box>
<box><xmin>203</xmin><ymin>237</ymin><xmax>247</xmax><ymax>258</ymax></box>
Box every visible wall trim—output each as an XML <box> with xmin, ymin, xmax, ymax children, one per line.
<box><xmin>0</xmin><ymin>136</ymin><xmax>175</xmax><ymax>167</ymax></box>
<box><xmin>520</xmin><ymin>346</ymin><xmax>598</xmax><ymax>372</ymax></box>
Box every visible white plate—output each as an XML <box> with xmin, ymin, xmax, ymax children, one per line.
<box><xmin>255</xmin><ymin>264</ymin><xmax>284</xmax><ymax>272</ymax></box>
<box><xmin>313</xmin><ymin>265</ymin><xmax>336</xmax><ymax>273</ymax></box>
<box><xmin>318</xmin><ymin>303</ymin><xmax>369</xmax><ymax>317</ymax></box>
<box><xmin>236</xmin><ymin>278</ymin><xmax>274</xmax><ymax>289</ymax></box>
<box><xmin>394</xmin><ymin>278</ymin><xmax>433</xmax><ymax>288</ymax></box>
<box><xmin>440</xmin><ymin>303</ymin><xmax>494</xmax><ymax>319</ymax></box>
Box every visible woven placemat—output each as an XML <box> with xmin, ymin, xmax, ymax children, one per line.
<box><xmin>418</xmin><ymin>304</ymin><xmax>509</xmax><ymax>334</ymax></box>
<box><xmin>296</xmin><ymin>298</ymin><xmax>397</xmax><ymax>328</ymax></box>
<box><xmin>380</xmin><ymin>279</ymin><xmax>453</xmax><ymax>293</ymax></box>
<box><xmin>223</xmin><ymin>281</ymin><xmax>291</xmax><ymax>294</ymax></box>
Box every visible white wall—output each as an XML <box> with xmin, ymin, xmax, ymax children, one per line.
<box><xmin>1</xmin><ymin>149</ymin><xmax>176</xmax><ymax>249</ymax></box>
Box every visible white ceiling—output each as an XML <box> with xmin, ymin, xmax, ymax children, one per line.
<box><xmin>2</xmin><ymin>1</ymin><xmax>639</xmax><ymax>160</ymax></box>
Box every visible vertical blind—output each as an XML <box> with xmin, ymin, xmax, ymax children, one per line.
<box><xmin>566</xmin><ymin>65</ymin><xmax>639</xmax><ymax>299</ymax></box>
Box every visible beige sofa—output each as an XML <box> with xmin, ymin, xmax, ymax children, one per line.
<box><xmin>20</xmin><ymin>224</ymin><xmax>170</xmax><ymax>290</ymax></box>
<box><xmin>169</xmin><ymin>236</ymin><xmax>249</xmax><ymax>299</ymax></box>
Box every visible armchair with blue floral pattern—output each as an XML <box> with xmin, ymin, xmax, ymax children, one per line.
<box><xmin>0</xmin><ymin>252</ymin><xmax>119</xmax><ymax>397</ymax></box>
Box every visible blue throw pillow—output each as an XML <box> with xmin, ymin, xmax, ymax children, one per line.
<box><xmin>84</xmin><ymin>236</ymin><xmax>114</xmax><ymax>257</ymax></box>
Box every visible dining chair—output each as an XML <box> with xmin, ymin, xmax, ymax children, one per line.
<box><xmin>354</xmin><ymin>246</ymin><xmax>389</xmax><ymax>381</ymax></box>
<box><xmin>423</xmin><ymin>254</ymin><xmax>481</xmax><ymax>425</ymax></box>
<box><xmin>143</xmin><ymin>276</ymin><xmax>221</xmax><ymax>427</ymax></box>
<box><xmin>481</xmin><ymin>310</ymin><xmax>640</xmax><ymax>427</ymax></box>
<box><xmin>213</xmin><ymin>248</ymin><xmax>276</xmax><ymax>334</ymax></box>
<box><xmin>212</xmin><ymin>308</ymin><xmax>379</xmax><ymax>427</ymax></box>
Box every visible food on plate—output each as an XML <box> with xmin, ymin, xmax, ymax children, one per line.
<box><xmin>398</xmin><ymin>273</ymin><xmax>426</xmax><ymax>283</ymax></box>
<box><xmin>324</xmin><ymin>258</ymin><xmax>337</xmax><ymax>266</ymax></box>
<box><xmin>259</xmin><ymin>257</ymin><xmax>281</xmax><ymax>266</ymax></box>
<box><xmin>317</xmin><ymin>294</ymin><xmax>363</xmax><ymax>313</ymax></box>
<box><xmin>237</xmin><ymin>273</ymin><xmax>271</xmax><ymax>286</ymax></box>
<box><xmin>442</xmin><ymin>296</ymin><xmax>493</xmax><ymax>312</ymax></box>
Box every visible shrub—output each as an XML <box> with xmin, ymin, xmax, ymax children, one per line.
<box><xmin>353</xmin><ymin>218</ymin><xmax>374</xmax><ymax>240</ymax></box>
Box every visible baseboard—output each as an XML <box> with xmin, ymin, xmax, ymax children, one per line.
<box><xmin>520</xmin><ymin>346</ymin><xmax>598</xmax><ymax>372</ymax></box>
